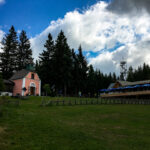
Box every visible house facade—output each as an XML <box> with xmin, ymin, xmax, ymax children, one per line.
<box><xmin>10</xmin><ymin>69</ymin><xmax>41</xmax><ymax>96</ymax></box>
<box><xmin>101</xmin><ymin>80</ymin><xmax>150</xmax><ymax>98</ymax></box>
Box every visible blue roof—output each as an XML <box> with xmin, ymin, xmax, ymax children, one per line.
<box><xmin>100</xmin><ymin>89</ymin><xmax>107</xmax><ymax>92</ymax></box>
<box><xmin>124</xmin><ymin>86</ymin><xmax>133</xmax><ymax>89</ymax></box>
<box><xmin>133</xmin><ymin>85</ymin><xmax>143</xmax><ymax>88</ymax></box>
<box><xmin>100</xmin><ymin>83</ymin><xmax>150</xmax><ymax>93</ymax></box>
<box><xmin>143</xmin><ymin>84</ymin><xmax>150</xmax><ymax>87</ymax></box>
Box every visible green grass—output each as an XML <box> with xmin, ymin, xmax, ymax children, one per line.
<box><xmin>0</xmin><ymin>96</ymin><xmax>150</xmax><ymax>150</ymax></box>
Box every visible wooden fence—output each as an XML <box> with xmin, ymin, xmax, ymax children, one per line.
<box><xmin>0</xmin><ymin>99</ymin><xmax>20</xmax><ymax>107</ymax></box>
<box><xmin>41</xmin><ymin>98</ymin><xmax>150</xmax><ymax>106</ymax></box>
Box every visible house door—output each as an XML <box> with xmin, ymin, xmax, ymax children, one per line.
<box><xmin>30</xmin><ymin>87</ymin><xmax>35</xmax><ymax>95</ymax></box>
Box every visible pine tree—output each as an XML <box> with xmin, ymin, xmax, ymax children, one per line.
<box><xmin>127</xmin><ymin>66</ymin><xmax>134</xmax><ymax>81</ymax></box>
<box><xmin>53</xmin><ymin>31</ymin><xmax>72</xmax><ymax>96</ymax></box>
<box><xmin>17</xmin><ymin>30</ymin><xmax>33</xmax><ymax>70</ymax></box>
<box><xmin>87</xmin><ymin>65</ymin><xmax>95</xmax><ymax>97</ymax></box>
<box><xmin>0</xmin><ymin>73</ymin><xmax>5</xmax><ymax>91</ymax></box>
<box><xmin>70</xmin><ymin>49</ymin><xmax>80</xmax><ymax>96</ymax></box>
<box><xmin>38</xmin><ymin>33</ymin><xmax>55</xmax><ymax>86</ymax></box>
<box><xmin>112</xmin><ymin>72</ymin><xmax>117</xmax><ymax>82</ymax></box>
<box><xmin>0</xmin><ymin>26</ymin><xmax>18</xmax><ymax>79</ymax></box>
<box><xmin>77</xmin><ymin>45</ymin><xmax>88</xmax><ymax>94</ymax></box>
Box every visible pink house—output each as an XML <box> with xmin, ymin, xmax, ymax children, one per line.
<box><xmin>10</xmin><ymin>69</ymin><xmax>41</xmax><ymax>96</ymax></box>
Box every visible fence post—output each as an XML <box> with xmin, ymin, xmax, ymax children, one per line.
<box><xmin>97</xmin><ymin>99</ymin><xmax>98</xmax><ymax>104</ymax></box>
<box><xmin>62</xmin><ymin>100</ymin><xmax>64</xmax><ymax>106</ymax></box>
<box><xmin>69</xmin><ymin>100</ymin><xmax>71</xmax><ymax>106</ymax></box>
<box><xmin>80</xmin><ymin>99</ymin><xmax>82</xmax><ymax>105</ymax></box>
<box><xmin>86</xmin><ymin>99</ymin><xmax>88</xmax><ymax>105</ymax></box>
<box><xmin>74</xmin><ymin>99</ymin><xmax>77</xmax><ymax>105</ymax></box>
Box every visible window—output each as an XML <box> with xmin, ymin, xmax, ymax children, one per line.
<box><xmin>31</xmin><ymin>73</ymin><xmax>34</xmax><ymax>79</ymax></box>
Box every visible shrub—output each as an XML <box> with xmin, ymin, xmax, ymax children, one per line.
<box><xmin>0</xmin><ymin>96</ymin><xmax>7</xmax><ymax>105</ymax></box>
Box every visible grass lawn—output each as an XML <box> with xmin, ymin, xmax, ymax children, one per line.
<box><xmin>0</xmin><ymin>96</ymin><xmax>150</xmax><ymax>150</ymax></box>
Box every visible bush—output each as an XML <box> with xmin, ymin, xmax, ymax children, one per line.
<box><xmin>0</xmin><ymin>96</ymin><xmax>7</xmax><ymax>105</ymax></box>
<box><xmin>43</xmin><ymin>84</ymin><xmax>51</xmax><ymax>96</ymax></box>
<box><xmin>0</xmin><ymin>96</ymin><xmax>7</xmax><ymax>117</ymax></box>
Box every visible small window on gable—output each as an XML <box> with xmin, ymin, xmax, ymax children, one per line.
<box><xmin>31</xmin><ymin>73</ymin><xmax>34</xmax><ymax>79</ymax></box>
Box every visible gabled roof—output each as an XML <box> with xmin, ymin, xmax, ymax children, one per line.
<box><xmin>3</xmin><ymin>79</ymin><xmax>15</xmax><ymax>85</ymax></box>
<box><xmin>117</xmin><ymin>80</ymin><xmax>150</xmax><ymax>86</ymax></box>
<box><xmin>108</xmin><ymin>83</ymin><xmax>115</xmax><ymax>89</ymax></box>
<box><xmin>10</xmin><ymin>69</ymin><xmax>30</xmax><ymax>80</ymax></box>
<box><xmin>117</xmin><ymin>81</ymin><xmax>132</xmax><ymax>86</ymax></box>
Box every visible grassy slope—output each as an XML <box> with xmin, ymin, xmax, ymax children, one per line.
<box><xmin>0</xmin><ymin>96</ymin><xmax>150</xmax><ymax>150</ymax></box>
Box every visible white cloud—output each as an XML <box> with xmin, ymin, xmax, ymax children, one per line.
<box><xmin>0</xmin><ymin>0</ymin><xmax>5</xmax><ymax>5</ymax></box>
<box><xmin>0</xmin><ymin>1</ymin><xmax>149</xmax><ymax>75</ymax></box>
<box><xmin>86</xmin><ymin>52</ymin><xmax>90</xmax><ymax>57</ymax></box>
<box><xmin>107</xmin><ymin>0</ymin><xmax>150</xmax><ymax>15</ymax></box>
<box><xmin>89</xmin><ymin>39</ymin><xmax>150</xmax><ymax>75</ymax></box>
<box><xmin>30</xmin><ymin>1</ymin><xmax>150</xmax><ymax>75</ymax></box>
<box><xmin>0</xmin><ymin>30</ymin><xmax>5</xmax><ymax>52</ymax></box>
<box><xmin>17</xmin><ymin>30</ymin><xmax>21</xmax><ymax>34</ymax></box>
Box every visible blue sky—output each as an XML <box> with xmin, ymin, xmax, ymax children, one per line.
<box><xmin>1</xmin><ymin>0</ymin><xmax>150</xmax><ymax>74</ymax></box>
<box><xmin>0</xmin><ymin>0</ymin><xmax>106</xmax><ymax>36</ymax></box>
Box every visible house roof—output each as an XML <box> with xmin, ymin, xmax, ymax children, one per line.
<box><xmin>3</xmin><ymin>79</ymin><xmax>15</xmax><ymax>85</ymax></box>
<box><xmin>117</xmin><ymin>80</ymin><xmax>150</xmax><ymax>87</ymax></box>
<box><xmin>10</xmin><ymin>69</ymin><xmax>31</xmax><ymax>80</ymax></box>
<box><xmin>108</xmin><ymin>83</ymin><xmax>115</xmax><ymax>89</ymax></box>
<box><xmin>117</xmin><ymin>81</ymin><xmax>132</xmax><ymax>86</ymax></box>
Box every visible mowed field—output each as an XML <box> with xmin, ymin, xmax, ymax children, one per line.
<box><xmin>0</xmin><ymin>96</ymin><xmax>150</xmax><ymax>150</ymax></box>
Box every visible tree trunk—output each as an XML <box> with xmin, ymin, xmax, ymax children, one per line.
<box><xmin>64</xmin><ymin>84</ymin><xmax>67</xmax><ymax>97</ymax></box>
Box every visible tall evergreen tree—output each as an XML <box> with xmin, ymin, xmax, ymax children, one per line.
<box><xmin>112</xmin><ymin>72</ymin><xmax>117</xmax><ymax>82</ymax></box>
<box><xmin>53</xmin><ymin>31</ymin><xmax>72</xmax><ymax>96</ymax></box>
<box><xmin>0</xmin><ymin>26</ymin><xmax>18</xmax><ymax>79</ymax></box>
<box><xmin>77</xmin><ymin>45</ymin><xmax>88</xmax><ymax>94</ymax></box>
<box><xmin>127</xmin><ymin>66</ymin><xmax>134</xmax><ymax>81</ymax></box>
<box><xmin>87</xmin><ymin>65</ymin><xmax>95</xmax><ymax>97</ymax></box>
<box><xmin>17</xmin><ymin>30</ymin><xmax>33</xmax><ymax>70</ymax></box>
<box><xmin>38</xmin><ymin>33</ymin><xmax>55</xmax><ymax>86</ymax></box>
<box><xmin>70</xmin><ymin>49</ymin><xmax>80</xmax><ymax>96</ymax></box>
<box><xmin>0</xmin><ymin>73</ymin><xmax>5</xmax><ymax>91</ymax></box>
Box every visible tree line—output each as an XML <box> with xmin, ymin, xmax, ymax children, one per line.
<box><xmin>3</xmin><ymin>26</ymin><xmax>150</xmax><ymax>97</ymax></box>
<box><xmin>0</xmin><ymin>26</ymin><xmax>33</xmax><ymax>79</ymax></box>
<box><xmin>35</xmin><ymin>31</ymin><xmax>117</xmax><ymax>97</ymax></box>
<box><xmin>127</xmin><ymin>63</ymin><xmax>150</xmax><ymax>82</ymax></box>
<box><xmin>0</xmin><ymin>26</ymin><xmax>117</xmax><ymax>96</ymax></box>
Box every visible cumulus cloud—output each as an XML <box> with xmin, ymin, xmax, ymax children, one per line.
<box><xmin>30</xmin><ymin>1</ymin><xmax>150</xmax><ymax>75</ymax></box>
<box><xmin>107</xmin><ymin>0</ymin><xmax>150</xmax><ymax>15</ymax></box>
<box><xmin>30</xmin><ymin>1</ymin><xmax>137</xmax><ymax>58</ymax></box>
<box><xmin>89</xmin><ymin>40</ymin><xmax>150</xmax><ymax>75</ymax></box>
<box><xmin>0</xmin><ymin>1</ymin><xmax>150</xmax><ymax>75</ymax></box>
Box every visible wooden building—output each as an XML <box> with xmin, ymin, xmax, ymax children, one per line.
<box><xmin>100</xmin><ymin>80</ymin><xmax>150</xmax><ymax>98</ymax></box>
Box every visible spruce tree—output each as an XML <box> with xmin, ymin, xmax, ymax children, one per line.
<box><xmin>77</xmin><ymin>45</ymin><xmax>88</xmax><ymax>94</ymax></box>
<box><xmin>17</xmin><ymin>30</ymin><xmax>33</xmax><ymax>70</ymax></box>
<box><xmin>127</xmin><ymin>66</ymin><xmax>134</xmax><ymax>81</ymax></box>
<box><xmin>87</xmin><ymin>65</ymin><xmax>95</xmax><ymax>97</ymax></box>
<box><xmin>38</xmin><ymin>33</ymin><xmax>55</xmax><ymax>86</ymax></box>
<box><xmin>53</xmin><ymin>30</ymin><xmax>72</xmax><ymax>96</ymax></box>
<box><xmin>0</xmin><ymin>73</ymin><xmax>5</xmax><ymax>91</ymax></box>
<box><xmin>71</xmin><ymin>49</ymin><xmax>80</xmax><ymax>95</ymax></box>
<box><xmin>0</xmin><ymin>26</ymin><xmax>18</xmax><ymax>79</ymax></box>
<box><xmin>112</xmin><ymin>73</ymin><xmax>117</xmax><ymax>82</ymax></box>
